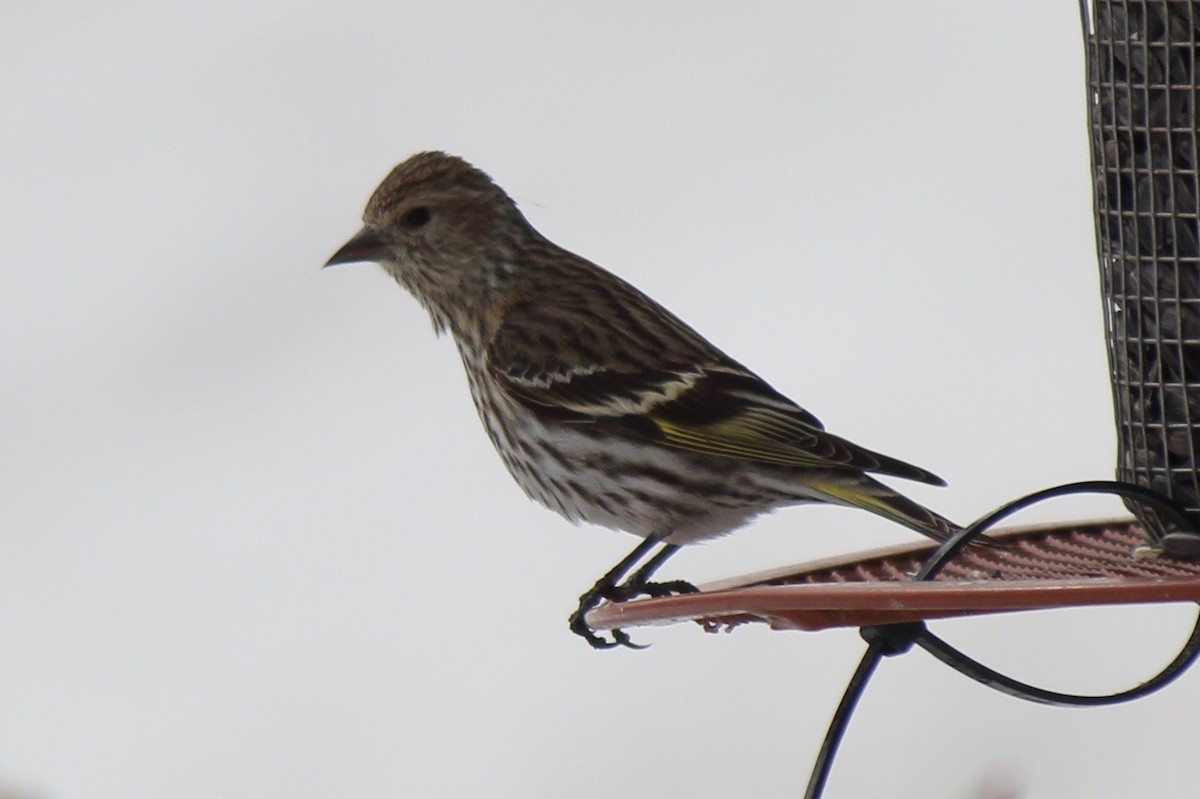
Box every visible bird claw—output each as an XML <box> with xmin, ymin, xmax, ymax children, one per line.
<box><xmin>568</xmin><ymin>578</ymin><xmax>699</xmax><ymax>649</ymax></box>
<box><xmin>568</xmin><ymin>608</ymin><xmax>642</xmax><ymax>649</ymax></box>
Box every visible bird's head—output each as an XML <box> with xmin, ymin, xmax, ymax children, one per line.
<box><xmin>325</xmin><ymin>151</ymin><xmax>532</xmax><ymax>342</ymax></box>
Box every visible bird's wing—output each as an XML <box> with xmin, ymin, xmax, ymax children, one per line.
<box><xmin>485</xmin><ymin>302</ymin><xmax>945</xmax><ymax>486</ymax></box>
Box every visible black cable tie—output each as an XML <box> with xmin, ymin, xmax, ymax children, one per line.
<box><xmin>859</xmin><ymin>621</ymin><xmax>926</xmax><ymax>657</ymax></box>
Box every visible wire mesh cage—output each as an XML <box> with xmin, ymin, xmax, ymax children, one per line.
<box><xmin>1085</xmin><ymin>0</ymin><xmax>1200</xmax><ymax>531</ymax></box>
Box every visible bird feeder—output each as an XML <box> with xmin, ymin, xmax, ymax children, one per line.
<box><xmin>586</xmin><ymin>4</ymin><xmax>1200</xmax><ymax>797</ymax></box>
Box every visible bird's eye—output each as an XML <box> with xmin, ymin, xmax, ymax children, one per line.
<box><xmin>400</xmin><ymin>206</ymin><xmax>432</xmax><ymax>230</ymax></box>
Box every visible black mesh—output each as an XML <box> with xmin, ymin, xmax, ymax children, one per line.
<box><xmin>1085</xmin><ymin>0</ymin><xmax>1200</xmax><ymax>529</ymax></box>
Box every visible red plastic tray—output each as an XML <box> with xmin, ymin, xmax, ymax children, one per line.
<box><xmin>586</xmin><ymin>519</ymin><xmax>1200</xmax><ymax>633</ymax></box>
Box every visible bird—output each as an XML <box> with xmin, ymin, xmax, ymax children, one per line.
<box><xmin>325</xmin><ymin>151</ymin><xmax>959</xmax><ymax>648</ymax></box>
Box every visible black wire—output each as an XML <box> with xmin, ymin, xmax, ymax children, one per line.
<box><xmin>914</xmin><ymin>480</ymin><xmax>1197</xmax><ymax>582</ymax></box>
<box><xmin>802</xmin><ymin>643</ymin><xmax>886</xmax><ymax>799</ymax></box>
<box><xmin>804</xmin><ymin>479</ymin><xmax>1200</xmax><ymax>798</ymax></box>
<box><xmin>916</xmin><ymin>615</ymin><xmax>1200</xmax><ymax>707</ymax></box>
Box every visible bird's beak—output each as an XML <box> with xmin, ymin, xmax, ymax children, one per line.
<box><xmin>324</xmin><ymin>226</ymin><xmax>388</xmax><ymax>268</ymax></box>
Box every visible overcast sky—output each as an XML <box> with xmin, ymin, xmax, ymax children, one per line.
<box><xmin>4</xmin><ymin>2</ymin><xmax>1197</xmax><ymax>798</ymax></box>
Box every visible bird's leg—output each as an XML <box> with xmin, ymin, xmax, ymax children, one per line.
<box><xmin>569</xmin><ymin>537</ymin><xmax>700</xmax><ymax>649</ymax></box>
<box><xmin>611</xmin><ymin>543</ymin><xmax>698</xmax><ymax>600</ymax></box>
<box><xmin>569</xmin><ymin>536</ymin><xmax>661</xmax><ymax>649</ymax></box>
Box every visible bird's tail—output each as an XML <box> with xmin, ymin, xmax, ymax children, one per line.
<box><xmin>808</xmin><ymin>475</ymin><xmax>961</xmax><ymax>543</ymax></box>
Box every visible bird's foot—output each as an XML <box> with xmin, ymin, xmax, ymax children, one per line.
<box><xmin>568</xmin><ymin>577</ymin><xmax>700</xmax><ymax>649</ymax></box>
<box><xmin>568</xmin><ymin>608</ymin><xmax>646</xmax><ymax>650</ymax></box>
<box><xmin>615</xmin><ymin>578</ymin><xmax>699</xmax><ymax>600</ymax></box>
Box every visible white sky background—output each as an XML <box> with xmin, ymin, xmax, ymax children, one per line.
<box><xmin>4</xmin><ymin>1</ymin><xmax>1197</xmax><ymax>797</ymax></box>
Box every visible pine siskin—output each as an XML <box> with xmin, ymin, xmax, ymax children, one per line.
<box><xmin>326</xmin><ymin>151</ymin><xmax>958</xmax><ymax>648</ymax></box>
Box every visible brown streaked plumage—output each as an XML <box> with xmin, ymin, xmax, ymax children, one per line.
<box><xmin>326</xmin><ymin>151</ymin><xmax>958</xmax><ymax>648</ymax></box>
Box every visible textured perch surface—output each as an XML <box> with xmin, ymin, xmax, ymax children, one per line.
<box><xmin>587</xmin><ymin>519</ymin><xmax>1200</xmax><ymax>633</ymax></box>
